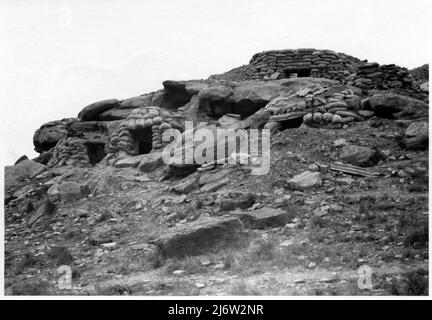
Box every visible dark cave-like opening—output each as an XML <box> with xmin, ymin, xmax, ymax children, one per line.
<box><xmin>285</xmin><ymin>68</ymin><xmax>311</xmax><ymax>78</ymax></box>
<box><xmin>278</xmin><ymin>117</ymin><xmax>304</xmax><ymax>130</ymax></box>
<box><xmin>131</xmin><ymin>127</ymin><xmax>153</xmax><ymax>155</ymax></box>
<box><xmin>87</xmin><ymin>143</ymin><xmax>106</xmax><ymax>165</ymax></box>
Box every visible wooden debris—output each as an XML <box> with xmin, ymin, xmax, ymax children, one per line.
<box><xmin>329</xmin><ymin>162</ymin><xmax>380</xmax><ymax>177</ymax></box>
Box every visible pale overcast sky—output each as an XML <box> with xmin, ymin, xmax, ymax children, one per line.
<box><xmin>0</xmin><ymin>0</ymin><xmax>430</xmax><ymax>166</ymax></box>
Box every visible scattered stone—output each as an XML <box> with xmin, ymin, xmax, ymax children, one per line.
<box><xmin>235</xmin><ymin>207</ymin><xmax>292</xmax><ymax>229</ymax></box>
<box><xmin>114</xmin><ymin>155</ymin><xmax>146</xmax><ymax>168</ymax></box>
<box><xmin>218</xmin><ymin>192</ymin><xmax>256</xmax><ymax>211</ymax></box>
<box><xmin>288</xmin><ymin>171</ymin><xmax>322</xmax><ymax>190</ymax></box>
<box><xmin>173</xmin><ymin>270</ymin><xmax>185</xmax><ymax>275</ymax></box>
<box><xmin>333</xmin><ymin>138</ymin><xmax>348</xmax><ymax>148</ymax></box>
<box><xmin>195</xmin><ymin>282</ymin><xmax>206</xmax><ymax>289</ymax></box>
<box><xmin>101</xmin><ymin>242</ymin><xmax>117</xmax><ymax>250</ymax></box>
<box><xmin>200</xmin><ymin>177</ymin><xmax>229</xmax><ymax>193</ymax></box>
<box><xmin>339</xmin><ymin>145</ymin><xmax>381</xmax><ymax>167</ymax></box>
<box><xmin>138</xmin><ymin>152</ymin><xmax>164</xmax><ymax>172</ymax></box>
<box><xmin>172</xmin><ymin>175</ymin><xmax>199</xmax><ymax>194</ymax></box>
<box><xmin>402</xmin><ymin>121</ymin><xmax>428</xmax><ymax>150</ymax></box>
<box><xmin>280</xmin><ymin>240</ymin><xmax>293</xmax><ymax>247</ymax></box>
<box><xmin>307</xmin><ymin>164</ymin><xmax>320</xmax><ymax>171</ymax></box>
<box><xmin>27</xmin><ymin>199</ymin><xmax>56</xmax><ymax>227</ymax></box>
<box><xmin>200</xmin><ymin>257</ymin><xmax>212</xmax><ymax>266</ymax></box>
<box><xmin>329</xmin><ymin>204</ymin><xmax>343</xmax><ymax>213</ymax></box>
<box><xmin>47</xmin><ymin>182</ymin><xmax>89</xmax><ymax>203</ymax></box>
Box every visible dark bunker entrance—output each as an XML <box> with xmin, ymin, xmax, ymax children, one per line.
<box><xmin>131</xmin><ymin>127</ymin><xmax>153</xmax><ymax>155</ymax></box>
<box><xmin>279</xmin><ymin>116</ymin><xmax>304</xmax><ymax>130</ymax></box>
<box><xmin>285</xmin><ymin>68</ymin><xmax>311</xmax><ymax>78</ymax></box>
<box><xmin>87</xmin><ymin>142</ymin><xmax>106</xmax><ymax>165</ymax></box>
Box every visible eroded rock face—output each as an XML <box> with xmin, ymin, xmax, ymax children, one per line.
<box><xmin>402</xmin><ymin>121</ymin><xmax>428</xmax><ymax>150</ymax></box>
<box><xmin>369</xmin><ymin>93</ymin><xmax>428</xmax><ymax>119</ymax></box>
<box><xmin>197</xmin><ymin>80</ymin><xmax>289</xmax><ymax>117</ymax></box>
<box><xmin>232</xmin><ymin>82</ymin><xmax>283</xmax><ymax>116</ymax></box>
<box><xmin>197</xmin><ymin>85</ymin><xmax>234</xmax><ymax>116</ymax></box>
<box><xmin>33</xmin><ymin>120</ymin><xmax>74</xmax><ymax>153</ymax></box>
<box><xmin>78</xmin><ymin>99</ymin><xmax>120</xmax><ymax>121</ymax></box>
<box><xmin>160</xmin><ymin>80</ymin><xmax>209</xmax><ymax>109</ymax></box>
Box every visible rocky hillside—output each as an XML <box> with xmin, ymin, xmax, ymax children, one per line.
<box><xmin>4</xmin><ymin>49</ymin><xmax>429</xmax><ymax>296</ymax></box>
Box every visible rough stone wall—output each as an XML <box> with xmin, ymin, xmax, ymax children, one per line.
<box><xmin>351</xmin><ymin>62</ymin><xmax>418</xmax><ymax>93</ymax></box>
<box><xmin>47</xmin><ymin>137</ymin><xmax>104</xmax><ymax>168</ymax></box>
<box><xmin>107</xmin><ymin>106</ymin><xmax>184</xmax><ymax>157</ymax></box>
<box><xmin>246</xmin><ymin>49</ymin><xmax>361</xmax><ymax>81</ymax></box>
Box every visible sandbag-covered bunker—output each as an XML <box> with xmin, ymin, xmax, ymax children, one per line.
<box><xmin>106</xmin><ymin>107</ymin><xmax>184</xmax><ymax>157</ymax></box>
<box><xmin>47</xmin><ymin>137</ymin><xmax>107</xmax><ymax>167</ymax></box>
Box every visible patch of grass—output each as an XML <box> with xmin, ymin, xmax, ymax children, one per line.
<box><xmin>247</xmin><ymin>237</ymin><xmax>279</xmax><ymax>261</ymax></box>
<box><xmin>311</xmin><ymin>216</ymin><xmax>329</xmax><ymax>228</ymax></box>
<box><xmin>230</xmin><ymin>280</ymin><xmax>261</xmax><ymax>296</ymax></box>
<box><xmin>14</xmin><ymin>252</ymin><xmax>38</xmax><ymax>275</ymax></box>
<box><xmin>64</xmin><ymin>230</ymin><xmax>79</xmax><ymax>240</ymax></box>
<box><xmin>309</xmin><ymin>230</ymin><xmax>327</xmax><ymax>243</ymax></box>
<box><xmin>8</xmin><ymin>280</ymin><xmax>51</xmax><ymax>296</ymax></box>
<box><xmin>47</xmin><ymin>246</ymin><xmax>74</xmax><ymax>266</ymax></box>
<box><xmin>95</xmin><ymin>284</ymin><xmax>132</xmax><ymax>296</ymax></box>
<box><xmin>163</xmin><ymin>256</ymin><xmax>208</xmax><ymax>275</ymax></box>
<box><xmin>387</xmin><ymin>269</ymin><xmax>428</xmax><ymax>295</ymax></box>
<box><xmin>223</xmin><ymin>251</ymin><xmax>236</xmax><ymax>270</ymax></box>
<box><xmin>403</xmin><ymin>227</ymin><xmax>428</xmax><ymax>248</ymax></box>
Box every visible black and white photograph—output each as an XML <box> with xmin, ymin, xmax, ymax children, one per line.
<box><xmin>1</xmin><ymin>0</ymin><xmax>430</xmax><ymax>301</ymax></box>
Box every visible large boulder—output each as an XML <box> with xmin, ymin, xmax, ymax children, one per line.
<box><xmin>160</xmin><ymin>80</ymin><xmax>209</xmax><ymax>109</ymax></box>
<box><xmin>98</xmin><ymin>108</ymin><xmax>134</xmax><ymax>121</ymax></box>
<box><xmin>78</xmin><ymin>99</ymin><xmax>120</xmax><ymax>121</ymax></box>
<box><xmin>369</xmin><ymin>93</ymin><xmax>428</xmax><ymax>119</ymax></box>
<box><xmin>402</xmin><ymin>121</ymin><xmax>428</xmax><ymax>150</ymax></box>
<box><xmin>339</xmin><ymin>145</ymin><xmax>381</xmax><ymax>167</ymax></box>
<box><xmin>5</xmin><ymin>160</ymin><xmax>47</xmax><ymax>189</ymax></box>
<box><xmin>33</xmin><ymin>120</ymin><xmax>74</xmax><ymax>153</ymax></box>
<box><xmin>118</xmin><ymin>94</ymin><xmax>153</xmax><ymax>109</ymax></box>
<box><xmin>232</xmin><ymin>82</ymin><xmax>284</xmax><ymax>117</ymax></box>
<box><xmin>197</xmin><ymin>80</ymin><xmax>294</xmax><ymax>117</ymax></box>
<box><xmin>153</xmin><ymin>215</ymin><xmax>246</xmax><ymax>258</ymax></box>
<box><xmin>197</xmin><ymin>85</ymin><xmax>234</xmax><ymax>116</ymax></box>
